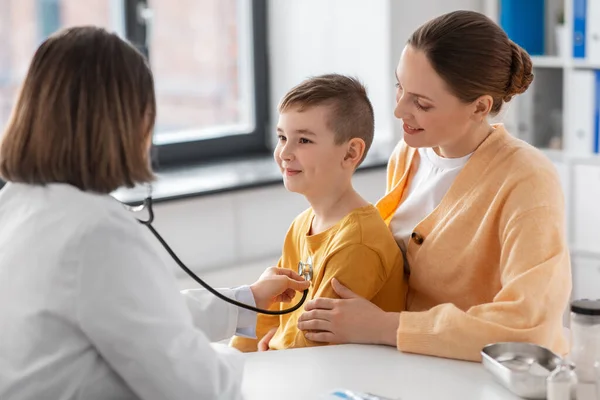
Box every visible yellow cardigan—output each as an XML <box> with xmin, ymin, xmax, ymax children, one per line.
<box><xmin>376</xmin><ymin>124</ymin><xmax>571</xmax><ymax>361</ymax></box>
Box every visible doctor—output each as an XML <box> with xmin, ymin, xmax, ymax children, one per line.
<box><xmin>0</xmin><ymin>27</ymin><xmax>309</xmax><ymax>400</ymax></box>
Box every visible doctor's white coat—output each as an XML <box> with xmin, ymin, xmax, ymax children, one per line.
<box><xmin>0</xmin><ymin>182</ymin><xmax>249</xmax><ymax>400</ymax></box>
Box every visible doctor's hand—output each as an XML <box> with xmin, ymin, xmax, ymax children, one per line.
<box><xmin>250</xmin><ymin>267</ymin><xmax>310</xmax><ymax>310</ymax></box>
<box><xmin>297</xmin><ymin>278</ymin><xmax>400</xmax><ymax>346</ymax></box>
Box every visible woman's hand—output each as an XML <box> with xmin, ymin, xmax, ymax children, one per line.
<box><xmin>250</xmin><ymin>267</ymin><xmax>310</xmax><ymax>310</ymax></box>
<box><xmin>297</xmin><ymin>278</ymin><xmax>400</xmax><ymax>346</ymax></box>
<box><xmin>258</xmin><ymin>327</ymin><xmax>278</xmax><ymax>352</ymax></box>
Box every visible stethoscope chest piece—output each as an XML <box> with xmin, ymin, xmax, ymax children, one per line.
<box><xmin>297</xmin><ymin>255</ymin><xmax>313</xmax><ymax>282</ymax></box>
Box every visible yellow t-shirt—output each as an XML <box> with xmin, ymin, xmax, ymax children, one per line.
<box><xmin>230</xmin><ymin>204</ymin><xmax>406</xmax><ymax>352</ymax></box>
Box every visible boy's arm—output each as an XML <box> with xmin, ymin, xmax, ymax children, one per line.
<box><xmin>291</xmin><ymin>244</ymin><xmax>387</xmax><ymax>348</ymax></box>
<box><xmin>314</xmin><ymin>245</ymin><xmax>387</xmax><ymax>299</ymax></box>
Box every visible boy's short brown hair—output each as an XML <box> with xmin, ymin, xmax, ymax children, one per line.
<box><xmin>278</xmin><ymin>74</ymin><xmax>374</xmax><ymax>165</ymax></box>
<box><xmin>0</xmin><ymin>26</ymin><xmax>156</xmax><ymax>194</ymax></box>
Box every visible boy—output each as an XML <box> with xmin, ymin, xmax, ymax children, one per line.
<box><xmin>230</xmin><ymin>74</ymin><xmax>406</xmax><ymax>351</ymax></box>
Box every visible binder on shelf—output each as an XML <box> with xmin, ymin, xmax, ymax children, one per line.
<box><xmin>500</xmin><ymin>0</ymin><xmax>545</xmax><ymax>55</ymax></box>
<box><xmin>566</xmin><ymin>70</ymin><xmax>600</xmax><ymax>155</ymax></box>
<box><xmin>573</xmin><ymin>0</ymin><xmax>600</xmax><ymax>63</ymax></box>
<box><xmin>502</xmin><ymin>70</ymin><xmax>563</xmax><ymax>150</ymax></box>
<box><xmin>514</xmin><ymin>89</ymin><xmax>535</xmax><ymax>145</ymax></box>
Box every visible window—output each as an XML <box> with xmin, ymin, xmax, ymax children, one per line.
<box><xmin>0</xmin><ymin>0</ymin><xmax>270</xmax><ymax>168</ymax></box>
<box><xmin>140</xmin><ymin>0</ymin><xmax>270</xmax><ymax>167</ymax></box>
<box><xmin>0</xmin><ymin>0</ymin><xmax>124</xmax><ymax>137</ymax></box>
<box><xmin>38</xmin><ymin>0</ymin><xmax>62</xmax><ymax>40</ymax></box>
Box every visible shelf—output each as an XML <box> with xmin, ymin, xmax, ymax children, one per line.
<box><xmin>530</xmin><ymin>57</ymin><xmax>600</xmax><ymax>70</ymax></box>
<box><xmin>531</xmin><ymin>55</ymin><xmax>566</xmax><ymax>68</ymax></box>
<box><xmin>571</xmin><ymin>248</ymin><xmax>600</xmax><ymax>259</ymax></box>
<box><xmin>537</xmin><ymin>149</ymin><xmax>600</xmax><ymax>165</ymax></box>
<box><xmin>541</xmin><ymin>148</ymin><xmax>565</xmax><ymax>162</ymax></box>
<box><xmin>566</xmin><ymin>153</ymin><xmax>600</xmax><ymax>165</ymax></box>
<box><xmin>528</xmin><ymin>58</ymin><xmax>600</xmax><ymax>70</ymax></box>
<box><xmin>571</xmin><ymin>60</ymin><xmax>600</xmax><ymax>70</ymax></box>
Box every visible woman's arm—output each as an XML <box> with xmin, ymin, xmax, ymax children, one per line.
<box><xmin>228</xmin><ymin>259</ymin><xmax>288</xmax><ymax>352</ymax></box>
<box><xmin>394</xmin><ymin>205</ymin><xmax>571</xmax><ymax>361</ymax></box>
<box><xmin>299</xmin><ymin>278</ymin><xmax>401</xmax><ymax>346</ymax></box>
<box><xmin>299</xmin><ymin>205</ymin><xmax>571</xmax><ymax>361</ymax></box>
<box><xmin>183</xmin><ymin>267</ymin><xmax>309</xmax><ymax>343</ymax></box>
<box><xmin>181</xmin><ymin>287</ymin><xmax>251</xmax><ymax>342</ymax></box>
<box><xmin>229</xmin><ymin>305</ymin><xmax>280</xmax><ymax>352</ymax></box>
<box><xmin>77</xmin><ymin>220</ymin><xmax>245</xmax><ymax>400</ymax></box>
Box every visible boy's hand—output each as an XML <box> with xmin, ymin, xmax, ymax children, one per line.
<box><xmin>250</xmin><ymin>267</ymin><xmax>310</xmax><ymax>310</ymax></box>
<box><xmin>258</xmin><ymin>327</ymin><xmax>278</xmax><ymax>351</ymax></box>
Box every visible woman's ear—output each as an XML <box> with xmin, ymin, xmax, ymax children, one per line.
<box><xmin>343</xmin><ymin>138</ymin><xmax>366</xmax><ymax>169</ymax></box>
<box><xmin>472</xmin><ymin>95</ymin><xmax>493</xmax><ymax>121</ymax></box>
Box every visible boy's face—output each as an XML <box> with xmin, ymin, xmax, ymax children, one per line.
<box><xmin>274</xmin><ymin>105</ymin><xmax>350</xmax><ymax>197</ymax></box>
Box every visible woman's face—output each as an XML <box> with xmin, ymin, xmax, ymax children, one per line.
<box><xmin>394</xmin><ymin>45</ymin><xmax>488</xmax><ymax>158</ymax></box>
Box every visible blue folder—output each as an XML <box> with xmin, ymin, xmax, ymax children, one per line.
<box><xmin>499</xmin><ymin>0</ymin><xmax>546</xmax><ymax>55</ymax></box>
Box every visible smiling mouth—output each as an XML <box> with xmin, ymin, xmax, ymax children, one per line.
<box><xmin>284</xmin><ymin>169</ymin><xmax>301</xmax><ymax>176</ymax></box>
<box><xmin>403</xmin><ymin>122</ymin><xmax>424</xmax><ymax>135</ymax></box>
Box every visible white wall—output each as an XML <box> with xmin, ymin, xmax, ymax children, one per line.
<box><xmin>267</xmin><ymin>0</ymin><xmax>484</xmax><ymax>148</ymax></box>
<box><xmin>267</xmin><ymin>0</ymin><xmax>394</xmax><ymax>147</ymax></box>
<box><xmin>389</xmin><ymin>0</ymin><xmax>483</xmax><ymax>80</ymax></box>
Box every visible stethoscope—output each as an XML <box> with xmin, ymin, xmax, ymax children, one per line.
<box><xmin>124</xmin><ymin>188</ymin><xmax>312</xmax><ymax>315</ymax></box>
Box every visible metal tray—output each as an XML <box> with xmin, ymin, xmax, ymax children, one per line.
<box><xmin>481</xmin><ymin>342</ymin><xmax>563</xmax><ymax>399</ymax></box>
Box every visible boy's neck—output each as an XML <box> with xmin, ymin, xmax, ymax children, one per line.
<box><xmin>307</xmin><ymin>184</ymin><xmax>369</xmax><ymax>235</ymax></box>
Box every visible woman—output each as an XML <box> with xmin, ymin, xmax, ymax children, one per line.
<box><xmin>0</xmin><ymin>27</ymin><xmax>309</xmax><ymax>399</ymax></box>
<box><xmin>297</xmin><ymin>10</ymin><xmax>571</xmax><ymax>362</ymax></box>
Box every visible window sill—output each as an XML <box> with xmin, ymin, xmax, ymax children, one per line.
<box><xmin>112</xmin><ymin>141</ymin><xmax>393</xmax><ymax>205</ymax></box>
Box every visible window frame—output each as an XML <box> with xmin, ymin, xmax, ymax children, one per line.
<box><xmin>125</xmin><ymin>0</ymin><xmax>271</xmax><ymax>170</ymax></box>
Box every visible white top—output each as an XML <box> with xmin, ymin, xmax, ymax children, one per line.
<box><xmin>389</xmin><ymin>147</ymin><xmax>472</xmax><ymax>251</ymax></box>
<box><xmin>241</xmin><ymin>344</ymin><xmax>523</xmax><ymax>399</ymax></box>
<box><xmin>0</xmin><ymin>182</ymin><xmax>253</xmax><ymax>400</ymax></box>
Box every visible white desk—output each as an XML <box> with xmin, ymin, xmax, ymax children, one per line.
<box><xmin>241</xmin><ymin>344</ymin><xmax>521</xmax><ymax>400</ymax></box>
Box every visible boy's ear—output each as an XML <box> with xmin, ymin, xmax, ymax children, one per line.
<box><xmin>343</xmin><ymin>138</ymin><xmax>366</xmax><ymax>168</ymax></box>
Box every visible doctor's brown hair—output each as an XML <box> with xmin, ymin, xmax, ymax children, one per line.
<box><xmin>0</xmin><ymin>26</ymin><xmax>155</xmax><ymax>193</ymax></box>
<box><xmin>408</xmin><ymin>10</ymin><xmax>534</xmax><ymax>115</ymax></box>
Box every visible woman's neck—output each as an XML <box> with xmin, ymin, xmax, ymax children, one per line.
<box><xmin>435</xmin><ymin>122</ymin><xmax>494</xmax><ymax>158</ymax></box>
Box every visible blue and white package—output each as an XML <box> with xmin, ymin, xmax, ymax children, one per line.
<box><xmin>319</xmin><ymin>388</ymin><xmax>399</xmax><ymax>400</ymax></box>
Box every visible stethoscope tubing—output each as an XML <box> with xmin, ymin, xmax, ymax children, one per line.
<box><xmin>132</xmin><ymin>196</ymin><xmax>309</xmax><ymax>315</ymax></box>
